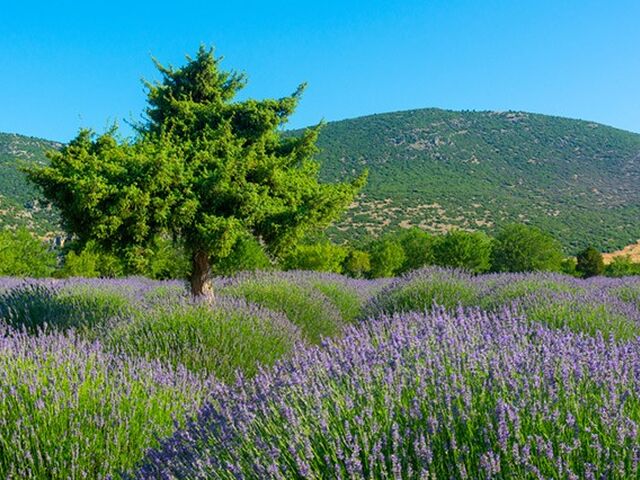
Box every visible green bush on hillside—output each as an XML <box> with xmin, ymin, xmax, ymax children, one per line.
<box><xmin>491</xmin><ymin>224</ymin><xmax>563</xmax><ymax>273</ymax></box>
<box><xmin>0</xmin><ymin>227</ymin><xmax>56</xmax><ymax>277</ymax></box>
<box><xmin>576</xmin><ymin>246</ymin><xmax>604</xmax><ymax>278</ymax></box>
<box><xmin>432</xmin><ymin>230</ymin><xmax>492</xmax><ymax>273</ymax></box>
<box><xmin>282</xmin><ymin>242</ymin><xmax>348</xmax><ymax>273</ymax></box>
<box><xmin>368</xmin><ymin>238</ymin><xmax>406</xmax><ymax>278</ymax></box>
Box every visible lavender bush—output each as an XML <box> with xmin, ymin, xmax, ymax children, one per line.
<box><xmin>107</xmin><ymin>297</ymin><xmax>303</xmax><ymax>381</ymax></box>
<box><xmin>134</xmin><ymin>307</ymin><xmax>640</xmax><ymax>479</ymax></box>
<box><xmin>1</xmin><ymin>270</ymin><xmax>640</xmax><ymax>478</ymax></box>
<box><xmin>0</xmin><ymin>326</ymin><xmax>213</xmax><ymax>479</ymax></box>
<box><xmin>217</xmin><ymin>272</ymin><xmax>356</xmax><ymax>343</ymax></box>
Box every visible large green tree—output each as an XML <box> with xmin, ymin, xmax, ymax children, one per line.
<box><xmin>575</xmin><ymin>246</ymin><xmax>604</xmax><ymax>278</ymax></box>
<box><xmin>491</xmin><ymin>224</ymin><xmax>563</xmax><ymax>273</ymax></box>
<box><xmin>26</xmin><ymin>47</ymin><xmax>366</xmax><ymax>295</ymax></box>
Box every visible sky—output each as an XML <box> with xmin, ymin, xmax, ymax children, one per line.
<box><xmin>1</xmin><ymin>0</ymin><xmax>639</xmax><ymax>142</ymax></box>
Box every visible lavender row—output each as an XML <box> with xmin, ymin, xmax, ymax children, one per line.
<box><xmin>0</xmin><ymin>326</ymin><xmax>214</xmax><ymax>479</ymax></box>
<box><xmin>134</xmin><ymin>306</ymin><xmax>640</xmax><ymax>479</ymax></box>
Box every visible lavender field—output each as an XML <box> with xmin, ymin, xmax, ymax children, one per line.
<box><xmin>1</xmin><ymin>269</ymin><xmax>640</xmax><ymax>478</ymax></box>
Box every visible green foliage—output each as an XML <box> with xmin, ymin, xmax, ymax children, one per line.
<box><xmin>7</xmin><ymin>108</ymin><xmax>640</xmax><ymax>253</ymax></box>
<box><xmin>282</xmin><ymin>241</ymin><xmax>347</xmax><ymax>273</ymax></box>
<box><xmin>0</xmin><ymin>332</ymin><xmax>206</xmax><ymax>479</ymax></box>
<box><xmin>369</xmin><ymin>274</ymin><xmax>481</xmax><ymax>316</ymax></box>
<box><xmin>308</xmin><ymin>280</ymin><xmax>364</xmax><ymax>322</ymax></box>
<box><xmin>479</xmin><ymin>278</ymin><xmax>581</xmax><ymax>311</ymax></box>
<box><xmin>605</xmin><ymin>256</ymin><xmax>640</xmax><ymax>277</ymax></box>
<box><xmin>432</xmin><ymin>230</ymin><xmax>492</xmax><ymax>273</ymax></box>
<box><xmin>395</xmin><ymin>227</ymin><xmax>436</xmax><ymax>273</ymax></box>
<box><xmin>0</xmin><ymin>133</ymin><xmax>62</xmax><ymax>236</ymax></box>
<box><xmin>368</xmin><ymin>238</ymin><xmax>406</xmax><ymax>278</ymax></box>
<box><xmin>491</xmin><ymin>224</ymin><xmax>563</xmax><ymax>272</ymax></box>
<box><xmin>220</xmin><ymin>279</ymin><xmax>344</xmax><ymax>343</ymax></box>
<box><xmin>561</xmin><ymin>257</ymin><xmax>579</xmax><ymax>277</ymax></box>
<box><xmin>0</xmin><ymin>227</ymin><xmax>56</xmax><ymax>277</ymax></box>
<box><xmin>108</xmin><ymin>303</ymin><xmax>300</xmax><ymax>382</ymax></box>
<box><xmin>576</xmin><ymin>246</ymin><xmax>605</xmax><ymax>278</ymax></box>
<box><xmin>58</xmin><ymin>241</ymin><xmax>125</xmax><ymax>278</ymax></box>
<box><xmin>341</xmin><ymin>249</ymin><xmax>371</xmax><ymax>278</ymax></box>
<box><xmin>24</xmin><ymin>47</ymin><xmax>365</xmax><ymax>294</ymax></box>
<box><xmin>212</xmin><ymin>235</ymin><xmax>272</xmax><ymax>276</ymax></box>
<box><xmin>0</xmin><ymin>284</ymin><xmax>130</xmax><ymax>334</ymax></box>
<box><xmin>523</xmin><ymin>299</ymin><xmax>640</xmax><ymax>341</ymax></box>
<box><xmin>145</xmin><ymin>237</ymin><xmax>191</xmax><ymax>280</ymax></box>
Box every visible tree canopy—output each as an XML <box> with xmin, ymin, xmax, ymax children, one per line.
<box><xmin>491</xmin><ymin>224</ymin><xmax>563</xmax><ymax>273</ymax></box>
<box><xmin>26</xmin><ymin>46</ymin><xmax>366</xmax><ymax>295</ymax></box>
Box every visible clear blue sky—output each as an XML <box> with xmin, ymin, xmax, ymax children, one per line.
<box><xmin>1</xmin><ymin>0</ymin><xmax>639</xmax><ymax>142</ymax></box>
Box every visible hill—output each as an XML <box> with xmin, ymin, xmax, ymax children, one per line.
<box><xmin>2</xmin><ymin>108</ymin><xmax>640</xmax><ymax>252</ymax></box>
<box><xmin>302</xmin><ymin>108</ymin><xmax>640</xmax><ymax>251</ymax></box>
<box><xmin>0</xmin><ymin>133</ymin><xmax>62</xmax><ymax>237</ymax></box>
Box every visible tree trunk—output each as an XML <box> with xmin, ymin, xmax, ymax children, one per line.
<box><xmin>190</xmin><ymin>250</ymin><xmax>213</xmax><ymax>299</ymax></box>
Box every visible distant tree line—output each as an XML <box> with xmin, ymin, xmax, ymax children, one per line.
<box><xmin>2</xmin><ymin>224</ymin><xmax>639</xmax><ymax>279</ymax></box>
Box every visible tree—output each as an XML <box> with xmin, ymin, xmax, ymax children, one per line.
<box><xmin>604</xmin><ymin>256</ymin><xmax>640</xmax><ymax>277</ymax></box>
<box><xmin>0</xmin><ymin>227</ymin><xmax>56</xmax><ymax>277</ymax></box>
<box><xmin>26</xmin><ymin>47</ymin><xmax>366</xmax><ymax>295</ymax></box>
<box><xmin>368</xmin><ymin>238</ymin><xmax>406</xmax><ymax>278</ymax></box>
<box><xmin>395</xmin><ymin>228</ymin><xmax>435</xmax><ymax>273</ymax></box>
<box><xmin>432</xmin><ymin>230</ymin><xmax>492</xmax><ymax>273</ymax></box>
<box><xmin>575</xmin><ymin>246</ymin><xmax>604</xmax><ymax>278</ymax></box>
<box><xmin>282</xmin><ymin>241</ymin><xmax>348</xmax><ymax>273</ymax></box>
<box><xmin>342</xmin><ymin>249</ymin><xmax>371</xmax><ymax>278</ymax></box>
<box><xmin>491</xmin><ymin>224</ymin><xmax>563</xmax><ymax>273</ymax></box>
<box><xmin>211</xmin><ymin>234</ymin><xmax>272</xmax><ymax>276</ymax></box>
<box><xmin>58</xmin><ymin>241</ymin><xmax>125</xmax><ymax>278</ymax></box>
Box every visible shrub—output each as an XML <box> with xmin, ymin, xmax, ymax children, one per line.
<box><xmin>212</xmin><ymin>235</ymin><xmax>272</xmax><ymax>276</ymax></box>
<box><xmin>108</xmin><ymin>299</ymin><xmax>301</xmax><ymax>381</ymax></box>
<box><xmin>478</xmin><ymin>275</ymin><xmax>581</xmax><ymax>311</ymax></box>
<box><xmin>576</xmin><ymin>246</ymin><xmax>604</xmax><ymax>278</ymax></box>
<box><xmin>560</xmin><ymin>256</ymin><xmax>579</xmax><ymax>276</ymax></box>
<box><xmin>220</xmin><ymin>277</ymin><xmax>344</xmax><ymax>343</ymax></box>
<box><xmin>432</xmin><ymin>230</ymin><xmax>492</xmax><ymax>273</ymax></box>
<box><xmin>395</xmin><ymin>228</ymin><xmax>436</xmax><ymax>273</ymax></box>
<box><xmin>309</xmin><ymin>280</ymin><xmax>364</xmax><ymax>323</ymax></box>
<box><xmin>0</xmin><ymin>227</ymin><xmax>56</xmax><ymax>277</ymax></box>
<box><xmin>519</xmin><ymin>290</ymin><xmax>640</xmax><ymax>341</ymax></box>
<box><xmin>605</xmin><ymin>256</ymin><xmax>640</xmax><ymax>277</ymax></box>
<box><xmin>145</xmin><ymin>237</ymin><xmax>191</xmax><ymax>280</ymax></box>
<box><xmin>368</xmin><ymin>238</ymin><xmax>406</xmax><ymax>278</ymax></box>
<box><xmin>366</xmin><ymin>269</ymin><xmax>481</xmax><ymax>316</ymax></box>
<box><xmin>0</xmin><ymin>282</ymin><xmax>130</xmax><ymax>335</ymax></box>
<box><xmin>0</xmin><ymin>328</ymin><xmax>210</xmax><ymax>479</ymax></box>
<box><xmin>342</xmin><ymin>249</ymin><xmax>371</xmax><ymax>278</ymax></box>
<box><xmin>282</xmin><ymin>242</ymin><xmax>348</xmax><ymax>273</ymax></box>
<box><xmin>58</xmin><ymin>241</ymin><xmax>125</xmax><ymax>278</ymax></box>
<box><xmin>491</xmin><ymin>224</ymin><xmax>563</xmax><ymax>272</ymax></box>
<box><xmin>135</xmin><ymin>308</ymin><xmax>640</xmax><ymax>479</ymax></box>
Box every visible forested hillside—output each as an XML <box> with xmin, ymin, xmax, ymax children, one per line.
<box><xmin>0</xmin><ymin>133</ymin><xmax>61</xmax><ymax>236</ymax></box>
<box><xmin>304</xmin><ymin>108</ymin><xmax>640</xmax><ymax>251</ymax></box>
